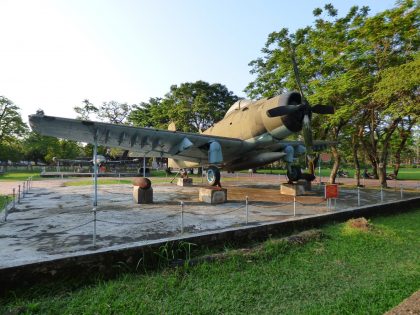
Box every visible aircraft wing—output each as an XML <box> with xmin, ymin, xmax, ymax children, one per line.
<box><xmin>29</xmin><ymin>113</ymin><xmax>246</xmax><ymax>164</ymax></box>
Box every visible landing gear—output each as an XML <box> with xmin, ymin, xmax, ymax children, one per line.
<box><xmin>286</xmin><ymin>165</ymin><xmax>302</xmax><ymax>182</ymax></box>
<box><xmin>286</xmin><ymin>164</ymin><xmax>316</xmax><ymax>183</ymax></box>
<box><xmin>207</xmin><ymin>166</ymin><xmax>221</xmax><ymax>186</ymax></box>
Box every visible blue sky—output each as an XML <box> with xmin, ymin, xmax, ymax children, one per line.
<box><xmin>0</xmin><ymin>0</ymin><xmax>397</xmax><ymax>122</ymax></box>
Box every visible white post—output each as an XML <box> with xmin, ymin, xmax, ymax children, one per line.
<box><xmin>93</xmin><ymin>134</ymin><xmax>98</xmax><ymax>248</ymax></box>
<box><xmin>22</xmin><ymin>182</ymin><xmax>25</xmax><ymax>197</ymax></box>
<box><xmin>293</xmin><ymin>196</ymin><xmax>296</xmax><ymax>217</ymax></box>
<box><xmin>18</xmin><ymin>185</ymin><xmax>21</xmax><ymax>203</ymax></box>
<box><xmin>180</xmin><ymin>201</ymin><xmax>184</xmax><ymax>234</ymax></box>
<box><xmin>143</xmin><ymin>155</ymin><xmax>146</xmax><ymax>177</ymax></box>
<box><xmin>318</xmin><ymin>159</ymin><xmax>321</xmax><ymax>185</ymax></box>
<box><xmin>357</xmin><ymin>186</ymin><xmax>360</xmax><ymax>207</ymax></box>
<box><xmin>245</xmin><ymin>196</ymin><xmax>249</xmax><ymax>225</ymax></box>
<box><xmin>380</xmin><ymin>186</ymin><xmax>383</xmax><ymax>203</ymax></box>
<box><xmin>12</xmin><ymin>188</ymin><xmax>15</xmax><ymax>209</ymax></box>
<box><xmin>93</xmin><ymin>207</ymin><xmax>97</xmax><ymax>247</ymax></box>
<box><xmin>400</xmin><ymin>185</ymin><xmax>403</xmax><ymax>200</ymax></box>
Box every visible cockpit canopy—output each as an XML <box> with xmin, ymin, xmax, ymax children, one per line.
<box><xmin>224</xmin><ymin>99</ymin><xmax>252</xmax><ymax>118</ymax></box>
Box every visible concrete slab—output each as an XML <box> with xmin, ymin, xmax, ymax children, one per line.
<box><xmin>0</xmin><ymin>175</ymin><xmax>418</xmax><ymax>269</ymax></box>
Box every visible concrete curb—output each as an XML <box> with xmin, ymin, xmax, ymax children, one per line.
<box><xmin>1</xmin><ymin>196</ymin><xmax>419</xmax><ymax>295</ymax></box>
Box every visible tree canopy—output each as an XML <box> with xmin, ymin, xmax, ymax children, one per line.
<box><xmin>129</xmin><ymin>81</ymin><xmax>239</xmax><ymax>132</ymax></box>
<box><xmin>245</xmin><ymin>0</ymin><xmax>419</xmax><ymax>186</ymax></box>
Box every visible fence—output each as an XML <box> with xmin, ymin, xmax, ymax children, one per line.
<box><xmin>2</xmin><ymin>176</ymin><xmax>34</xmax><ymax>222</ymax></box>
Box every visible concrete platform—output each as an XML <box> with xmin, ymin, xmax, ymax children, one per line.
<box><xmin>0</xmin><ymin>176</ymin><xmax>418</xmax><ymax>270</ymax></box>
<box><xmin>177</xmin><ymin>178</ymin><xmax>193</xmax><ymax>186</ymax></box>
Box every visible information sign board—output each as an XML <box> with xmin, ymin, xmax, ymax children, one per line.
<box><xmin>324</xmin><ymin>184</ymin><xmax>339</xmax><ymax>199</ymax></box>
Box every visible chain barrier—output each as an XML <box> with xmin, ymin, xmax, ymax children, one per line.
<box><xmin>295</xmin><ymin>200</ymin><xmax>327</xmax><ymax>206</ymax></box>
<box><xmin>96</xmin><ymin>215</ymin><xmax>173</xmax><ymax>226</ymax></box>
<box><xmin>183</xmin><ymin>204</ymin><xmax>244</xmax><ymax>216</ymax></box>
<box><xmin>248</xmin><ymin>201</ymin><xmax>294</xmax><ymax>209</ymax></box>
<box><xmin>53</xmin><ymin>219</ymin><xmax>94</xmax><ymax>233</ymax></box>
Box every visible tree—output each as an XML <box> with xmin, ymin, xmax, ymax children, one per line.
<box><xmin>246</xmin><ymin>4</ymin><xmax>370</xmax><ymax>183</ymax></box>
<box><xmin>73</xmin><ymin>99</ymin><xmax>98</xmax><ymax>120</ymax></box>
<box><xmin>0</xmin><ymin>96</ymin><xmax>27</xmax><ymax>145</ymax></box>
<box><xmin>245</xmin><ymin>1</ymin><xmax>419</xmax><ymax>186</ymax></box>
<box><xmin>129</xmin><ymin>81</ymin><xmax>239</xmax><ymax>132</ymax></box>
<box><xmin>23</xmin><ymin>132</ymin><xmax>83</xmax><ymax>164</ymax></box>
<box><xmin>74</xmin><ymin>99</ymin><xmax>133</xmax><ymax>124</ymax></box>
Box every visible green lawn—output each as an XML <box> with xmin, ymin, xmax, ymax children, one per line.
<box><xmin>257</xmin><ymin>167</ymin><xmax>420</xmax><ymax>180</ymax></box>
<box><xmin>0</xmin><ymin>195</ymin><xmax>11</xmax><ymax>212</ymax></box>
<box><xmin>0</xmin><ymin>170</ymin><xmax>41</xmax><ymax>181</ymax></box>
<box><xmin>2</xmin><ymin>209</ymin><xmax>420</xmax><ymax>314</ymax></box>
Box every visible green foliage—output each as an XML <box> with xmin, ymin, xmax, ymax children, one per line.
<box><xmin>23</xmin><ymin>132</ymin><xmax>83</xmax><ymax>164</ymax></box>
<box><xmin>0</xmin><ymin>96</ymin><xmax>28</xmax><ymax>162</ymax></box>
<box><xmin>129</xmin><ymin>81</ymin><xmax>239</xmax><ymax>132</ymax></box>
<box><xmin>2</xmin><ymin>209</ymin><xmax>420</xmax><ymax>314</ymax></box>
<box><xmin>245</xmin><ymin>1</ymin><xmax>419</xmax><ymax>185</ymax></box>
<box><xmin>0</xmin><ymin>170</ymin><xmax>41</xmax><ymax>181</ymax></box>
<box><xmin>0</xmin><ymin>96</ymin><xmax>27</xmax><ymax>145</ymax></box>
<box><xmin>74</xmin><ymin>99</ymin><xmax>133</xmax><ymax>124</ymax></box>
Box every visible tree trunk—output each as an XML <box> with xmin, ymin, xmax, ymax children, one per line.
<box><xmin>393</xmin><ymin>120</ymin><xmax>415</xmax><ymax>177</ymax></box>
<box><xmin>352</xmin><ymin>134</ymin><xmax>361</xmax><ymax>186</ymax></box>
<box><xmin>329</xmin><ymin>146</ymin><xmax>340</xmax><ymax>184</ymax></box>
<box><xmin>378</xmin><ymin>163</ymin><xmax>387</xmax><ymax>188</ymax></box>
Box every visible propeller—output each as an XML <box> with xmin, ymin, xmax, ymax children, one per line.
<box><xmin>266</xmin><ymin>49</ymin><xmax>334</xmax><ymax>154</ymax></box>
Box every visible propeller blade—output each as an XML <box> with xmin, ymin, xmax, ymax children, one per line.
<box><xmin>291</xmin><ymin>48</ymin><xmax>306</xmax><ymax>101</ymax></box>
<box><xmin>311</xmin><ymin>104</ymin><xmax>335</xmax><ymax>114</ymax></box>
<box><xmin>266</xmin><ymin>105</ymin><xmax>301</xmax><ymax>117</ymax></box>
<box><xmin>302</xmin><ymin>114</ymin><xmax>313</xmax><ymax>153</ymax></box>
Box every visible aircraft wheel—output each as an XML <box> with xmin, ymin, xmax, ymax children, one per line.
<box><xmin>286</xmin><ymin>165</ymin><xmax>302</xmax><ymax>182</ymax></box>
<box><xmin>207</xmin><ymin>166</ymin><xmax>221</xmax><ymax>186</ymax></box>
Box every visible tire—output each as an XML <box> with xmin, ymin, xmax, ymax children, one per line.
<box><xmin>207</xmin><ymin>166</ymin><xmax>221</xmax><ymax>186</ymax></box>
<box><xmin>286</xmin><ymin>165</ymin><xmax>302</xmax><ymax>182</ymax></box>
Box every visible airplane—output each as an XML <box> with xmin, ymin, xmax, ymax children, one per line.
<box><xmin>29</xmin><ymin>91</ymin><xmax>334</xmax><ymax>187</ymax></box>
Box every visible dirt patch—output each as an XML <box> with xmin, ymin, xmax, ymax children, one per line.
<box><xmin>346</xmin><ymin>217</ymin><xmax>370</xmax><ymax>231</ymax></box>
<box><xmin>385</xmin><ymin>290</ymin><xmax>420</xmax><ymax>315</ymax></box>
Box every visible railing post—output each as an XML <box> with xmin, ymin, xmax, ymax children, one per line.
<box><xmin>293</xmin><ymin>196</ymin><xmax>296</xmax><ymax>217</ymax></box>
<box><xmin>22</xmin><ymin>182</ymin><xmax>26</xmax><ymax>198</ymax></box>
<box><xmin>12</xmin><ymin>188</ymin><xmax>15</xmax><ymax>209</ymax></box>
<box><xmin>380</xmin><ymin>186</ymin><xmax>384</xmax><ymax>203</ymax></box>
<box><xmin>245</xmin><ymin>196</ymin><xmax>249</xmax><ymax>225</ymax></box>
<box><xmin>400</xmin><ymin>185</ymin><xmax>403</xmax><ymax>200</ymax></box>
<box><xmin>18</xmin><ymin>185</ymin><xmax>21</xmax><ymax>203</ymax></box>
<box><xmin>93</xmin><ymin>207</ymin><xmax>97</xmax><ymax>248</ymax></box>
<box><xmin>357</xmin><ymin>186</ymin><xmax>360</xmax><ymax>207</ymax></box>
<box><xmin>180</xmin><ymin>201</ymin><xmax>184</xmax><ymax>234</ymax></box>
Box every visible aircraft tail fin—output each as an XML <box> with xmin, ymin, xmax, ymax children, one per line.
<box><xmin>168</xmin><ymin>122</ymin><xmax>176</xmax><ymax>131</ymax></box>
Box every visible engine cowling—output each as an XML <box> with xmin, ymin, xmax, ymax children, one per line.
<box><xmin>260</xmin><ymin>92</ymin><xmax>303</xmax><ymax>139</ymax></box>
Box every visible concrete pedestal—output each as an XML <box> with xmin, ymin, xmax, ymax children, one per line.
<box><xmin>133</xmin><ymin>186</ymin><xmax>153</xmax><ymax>204</ymax></box>
<box><xmin>177</xmin><ymin>178</ymin><xmax>193</xmax><ymax>186</ymax></box>
<box><xmin>280</xmin><ymin>183</ymin><xmax>305</xmax><ymax>196</ymax></box>
<box><xmin>199</xmin><ymin>187</ymin><xmax>227</xmax><ymax>204</ymax></box>
<box><xmin>297</xmin><ymin>179</ymin><xmax>311</xmax><ymax>191</ymax></box>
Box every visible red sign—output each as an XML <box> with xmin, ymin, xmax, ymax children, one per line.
<box><xmin>325</xmin><ymin>184</ymin><xmax>339</xmax><ymax>199</ymax></box>
<box><xmin>320</xmin><ymin>153</ymin><xmax>331</xmax><ymax>163</ymax></box>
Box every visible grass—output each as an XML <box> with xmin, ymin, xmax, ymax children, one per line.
<box><xmin>0</xmin><ymin>195</ymin><xmax>11</xmax><ymax>212</ymax></box>
<box><xmin>0</xmin><ymin>170</ymin><xmax>41</xmax><ymax>181</ymax></box>
<box><xmin>2</xmin><ymin>209</ymin><xmax>420</xmax><ymax>314</ymax></box>
<box><xmin>257</xmin><ymin>167</ymin><xmax>420</xmax><ymax>180</ymax></box>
